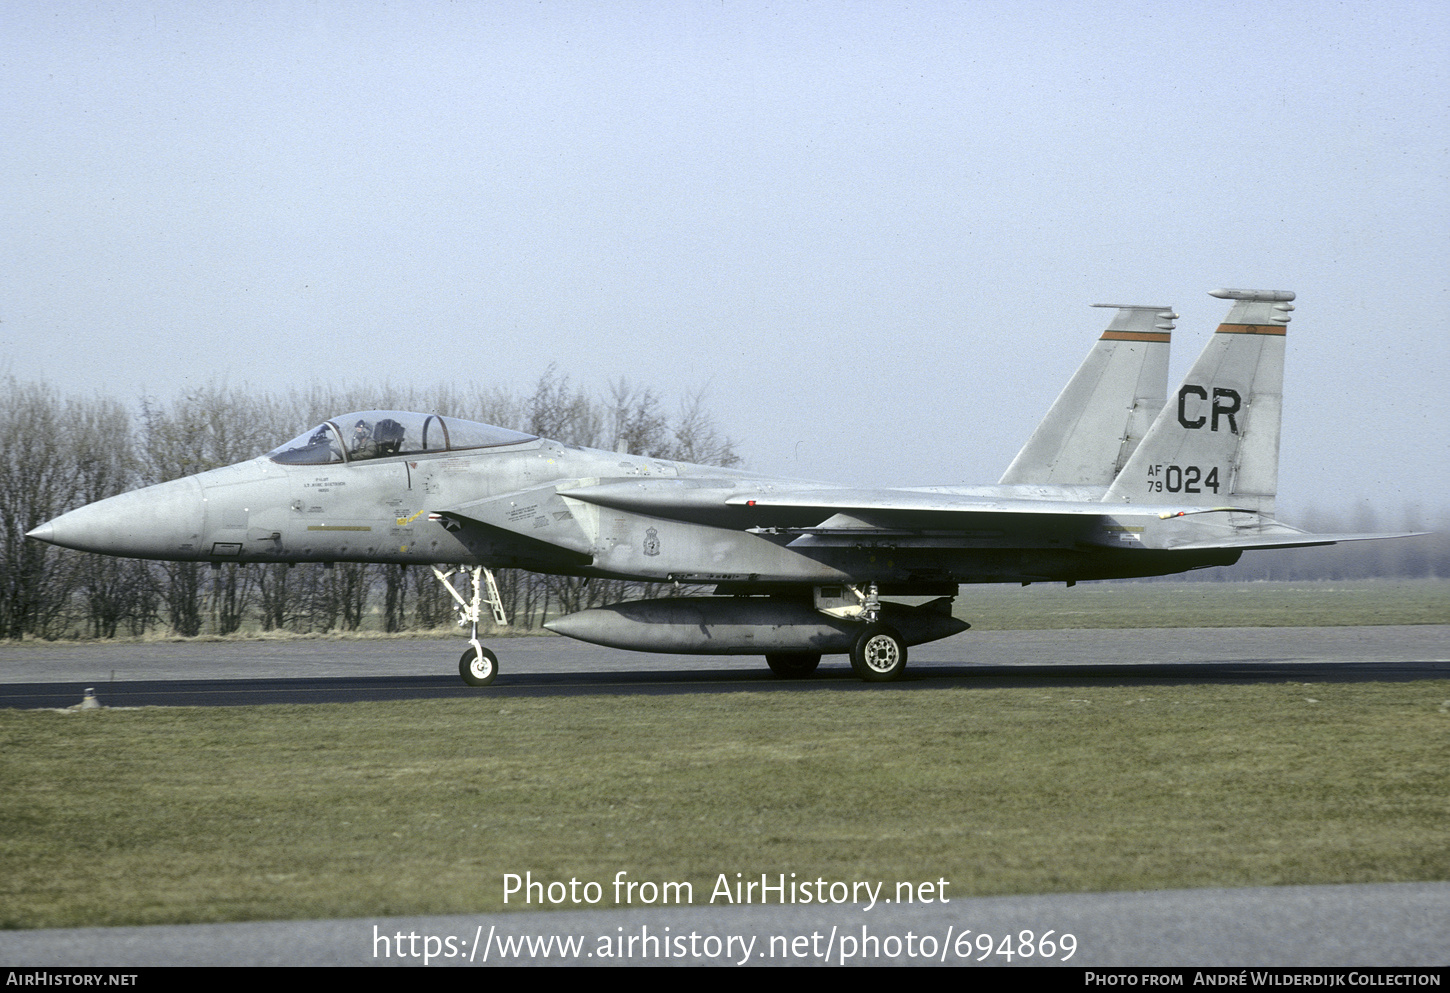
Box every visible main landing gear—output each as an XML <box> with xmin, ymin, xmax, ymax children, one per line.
<box><xmin>850</xmin><ymin>624</ymin><xmax>907</xmax><ymax>682</ymax></box>
<box><xmin>763</xmin><ymin>582</ymin><xmax>912</xmax><ymax>682</ymax></box>
<box><xmin>842</xmin><ymin>581</ymin><xmax>907</xmax><ymax>682</ymax></box>
<box><xmin>764</xmin><ymin>626</ymin><xmax>908</xmax><ymax>682</ymax></box>
<box><xmin>763</xmin><ymin>625</ymin><xmax>907</xmax><ymax>682</ymax></box>
<box><xmin>432</xmin><ymin>565</ymin><xmax>509</xmax><ymax>686</ymax></box>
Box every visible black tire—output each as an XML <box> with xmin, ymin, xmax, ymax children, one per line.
<box><xmin>459</xmin><ymin>645</ymin><xmax>498</xmax><ymax>686</ymax></box>
<box><xmin>850</xmin><ymin>625</ymin><xmax>906</xmax><ymax>682</ymax></box>
<box><xmin>765</xmin><ymin>652</ymin><xmax>822</xmax><ymax>678</ymax></box>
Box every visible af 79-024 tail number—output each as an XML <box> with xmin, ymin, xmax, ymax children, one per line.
<box><xmin>1145</xmin><ymin>463</ymin><xmax>1220</xmax><ymax>494</ymax></box>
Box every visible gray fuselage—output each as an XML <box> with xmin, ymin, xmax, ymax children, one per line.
<box><xmin>34</xmin><ymin>432</ymin><xmax>1238</xmax><ymax>590</ymax></box>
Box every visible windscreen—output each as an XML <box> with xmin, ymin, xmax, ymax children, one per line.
<box><xmin>267</xmin><ymin>411</ymin><xmax>537</xmax><ymax>465</ymax></box>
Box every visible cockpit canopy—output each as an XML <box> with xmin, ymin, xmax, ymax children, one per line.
<box><xmin>267</xmin><ymin>410</ymin><xmax>537</xmax><ymax>465</ymax></box>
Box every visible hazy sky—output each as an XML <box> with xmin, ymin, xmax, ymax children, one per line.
<box><xmin>4</xmin><ymin>1</ymin><xmax>1446</xmax><ymax>522</ymax></box>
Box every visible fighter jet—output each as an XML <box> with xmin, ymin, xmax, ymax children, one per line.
<box><xmin>27</xmin><ymin>289</ymin><xmax>1405</xmax><ymax>685</ymax></box>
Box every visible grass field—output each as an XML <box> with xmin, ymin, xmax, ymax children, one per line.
<box><xmin>3</xmin><ymin>678</ymin><xmax>1447</xmax><ymax>929</ymax></box>
<box><xmin>956</xmin><ymin>578</ymin><xmax>1449</xmax><ymax>629</ymax></box>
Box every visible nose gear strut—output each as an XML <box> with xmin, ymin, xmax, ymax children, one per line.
<box><xmin>432</xmin><ymin>565</ymin><xmax>509</xmax><ymax>685</ymax></box>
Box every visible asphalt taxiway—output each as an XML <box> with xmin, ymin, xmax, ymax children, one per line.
<box><xmin>2</xmin><ymin>883</ymin><xmax>1446</xmax><ymax>967</ymax></box>
<box><xmin>2</xmin><ymin>625</ymin><xmax>1447</xmax><ymax>708</ymax></box>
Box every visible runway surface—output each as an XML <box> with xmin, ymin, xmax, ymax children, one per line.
<box><xmin>2</xmin><ymin>625</ymin><xmax>1447</xmax><ymax>709</ymax></box>
<box><xmin>3</xmin><ymin>626</ymin><xmax>1446</xmax><ymax>966</ymax></box>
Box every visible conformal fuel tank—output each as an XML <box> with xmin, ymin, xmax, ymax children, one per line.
<box><xmin>544</xmin><ymin>596</ymin><xmax>967</xmax><ymax>655</ymax></box>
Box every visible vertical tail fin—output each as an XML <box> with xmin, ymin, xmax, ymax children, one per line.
<box><xmin>1103</xmin><ymin>289</ymin><xmax>1294</xmax><ymax>515</ymax></box>
<box><xmin>1000</xmin><ymin>304</ymin><xmax>1174</xmax><ymax>486</ymax></box>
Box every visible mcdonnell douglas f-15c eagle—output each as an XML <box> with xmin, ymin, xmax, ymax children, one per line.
<box><xmin>28</xmin><ymin>289</ymin><xmax>1408</xmax><ymax>684</ymax></box>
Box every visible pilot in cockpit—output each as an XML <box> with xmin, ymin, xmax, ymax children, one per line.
<box><xmin>349</xmin><ymin>417</ymin><xmax>406</xmax><ymax>460</ymax></box>
<box><xmin>351</xmin><ymin>419</ymin><xmax>376</xmax><ymax>459</ymax></box>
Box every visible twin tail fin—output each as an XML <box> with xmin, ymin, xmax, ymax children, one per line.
<box><xmin>1000</xmin><ymin>303</ymin><xmax>1175</xmax><ymax>487</ymax></box>
<box><xmin>1103</xmin><ymin>288</ymin><xmax>1294</xmax><ymax>516</ymax></box>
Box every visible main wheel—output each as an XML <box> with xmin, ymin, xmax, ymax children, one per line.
<box><xmin>850</xmin><ymin>625</ymin><xmax>906</xmax><ymax>682</ymax></box>
<box><xmin>765</xmin><ymin>652</ymin><xmax>822</xmax><ymax>678</ymax></box>
<box><xmin>459</xmin><ymin>645</ymin><xmax>498</xmax><ymax>686</ymax></box>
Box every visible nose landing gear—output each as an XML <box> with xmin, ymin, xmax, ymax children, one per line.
<box><xmin>433</xmin><ymin>565</ymin><xmax>509</xmax><ymax>686</ymax></box>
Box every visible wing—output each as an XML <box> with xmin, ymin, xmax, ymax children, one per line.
<box><xmin>557</xmin><ymin>478</ymin><xmax>1419</xmax><ymax>553</ymax></box>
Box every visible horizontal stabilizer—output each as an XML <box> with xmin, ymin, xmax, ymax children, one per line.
<box><xmin>1164</xmin><ymin>530</ymin><xmax>1427</xmax><ymax>552</ymax></box>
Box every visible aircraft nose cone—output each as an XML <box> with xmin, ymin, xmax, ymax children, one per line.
<box><xmin>28</xmin><ymin>476</ymin><xmax>207</xmax><ymax>559</ymax></box>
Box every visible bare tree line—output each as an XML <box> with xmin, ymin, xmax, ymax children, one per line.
<box><xmin>0</xmin><ymin>370</ymin><xmax>739</xmax><ymax>640</ymax></box>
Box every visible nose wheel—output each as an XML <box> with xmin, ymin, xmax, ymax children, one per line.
<box><xmin>460</xmin><ymin>644</ymin><xmax>498</xmax><ymax>686</ymax></box>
